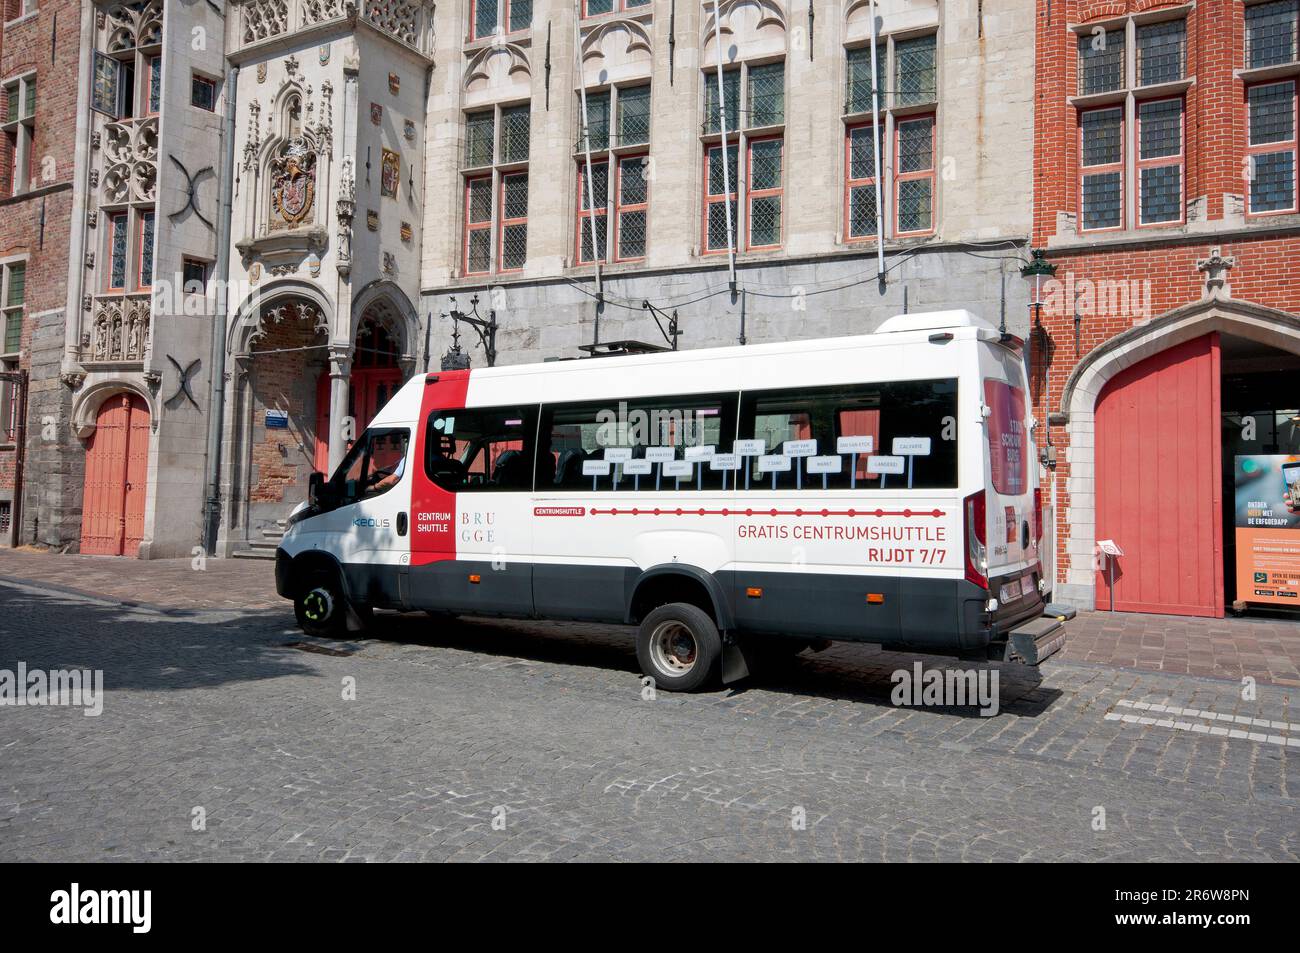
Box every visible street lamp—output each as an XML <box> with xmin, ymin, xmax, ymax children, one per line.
<box><xmin>1019</xmin><ymin>248</ymin><xmax>1057</xmax><ymax>395</ymax></box>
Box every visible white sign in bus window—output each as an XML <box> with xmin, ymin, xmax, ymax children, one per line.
<box><xmin>806</xmin><ymin>455</ymin><xmax>843</xmax><ymax>474</ymax></box>
<box><xmin>757</xmin><ymin>454</ymin><xmax>792</xmax><ymax>473</ymax></box>
<box><xmin>783</xmin><ymin>439</ymin><xmax>817</xmax><ymax>457</ymax></box>
<box><xmin>684</xmin><ymin>444</ymin><xmax>716</xmax><ymax>461</ymax></box>
<box><xmin>623</xmin><ymin>459</ymin><xmax>653</xmax><ymax>476</ymax></box>
<box><xmin>892</xmin><ymin>437</ymin><xmax>932</xmax><ymax>456</ymax></box>
<box><xmin>582</xmin><ymin>459</ymin><xmax>611</xmax><ymax>476</ymax></box>
<box><xmin>867</xmin><ymin>455</ymin><xmax>905</xmax><ymax>474</ymax></box>
<box><xmin>645</xmin><ymin>446</ymin><xmax>675</xmax><ymax>463</ymax></box>
<box><xmin>837</xmin><ymin>435</ymin><xmax>874</xmax><ymax>455</ymax></box>
<box><xmin>604</xmin><ymin>447</ymin><xmax>633</xmax><ymax>462</ymax></box>
<box><xmin>733</xmin><ymin>439</ymin><xmax>766</xmax><ymax>456</ymax></box>
<box><xmin>662</xmin><ymin>459</ymin><xmax>694</xmax><ymax>478</ymax></box>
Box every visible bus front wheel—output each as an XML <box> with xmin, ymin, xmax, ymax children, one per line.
<box><xmin>636</xmin><ymin>603</ymin><xmax>721</xmax><ymax>692</ymax></box>
<box><xmin>295</xmin><ymin>568</ymin><xmax>348</xmax><ymax>638</ymax></box>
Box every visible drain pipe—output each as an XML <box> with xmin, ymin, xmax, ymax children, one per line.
<box><xmin>203</xmin><ymin>66</ymin><xmax>240</xmax><ymax>555</ymax></box>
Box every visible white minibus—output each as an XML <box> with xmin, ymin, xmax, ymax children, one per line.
<box><xmin>276</xmin><ymin>309</ymin><xmax>1066</xmax><ymax>691</ymax></box>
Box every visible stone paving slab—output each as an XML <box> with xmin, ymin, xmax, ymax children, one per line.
<box><xmin>0</xmin><ymin>578</ymin><xmax>1295</xmax><ymax>862</ymax></box>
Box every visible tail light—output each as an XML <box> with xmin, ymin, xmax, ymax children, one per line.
<box><xmin>963</xmin><ymin>489</ymin><xmax>988</xmax><ymax>589</ymax></box>
<box><xmin>1033</xmin><ymin>487</ymin><xmax>1044</xmax><ymax>544</ymax></box>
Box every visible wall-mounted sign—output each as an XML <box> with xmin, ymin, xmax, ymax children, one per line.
<box><xmin>1233</xmin><ymin>455</ymin><xmax>1300</xmax><ymax>606</ymax></box>
<box><xmin>265</xmin><ymin>409</ymin><xmax>289</xmax><ymax>430</ymax></box>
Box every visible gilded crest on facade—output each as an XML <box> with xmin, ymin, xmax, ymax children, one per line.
<box><xmin>269</xmin><ymin>138</ymin><xmax>317</xmax><ymax>228</ymax></box>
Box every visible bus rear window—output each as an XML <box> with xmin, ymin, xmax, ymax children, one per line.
<box><xmin>984</xmin><ymin>379</ymin><xmax>1027</xmax><ymax>495</ymax></box>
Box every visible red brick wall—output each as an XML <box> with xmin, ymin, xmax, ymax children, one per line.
<box><xmin>1034</xmin><ymin>0</ymin><xmax>1300</xmax><ymax>585</ymax></box>
<box><xmin>248</xmin><ymin>315</ymin><xmax>327</xmax><ymax>507</ymax></box>
<box><xmin>0</xmin><ymin>1</ymin><xmax>79</xmax><ymax>499</ymax></box>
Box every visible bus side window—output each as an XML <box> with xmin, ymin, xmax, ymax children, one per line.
<box><xmin>540</xmin><ymin>393</ymin><xmax>739</xmax><ymax>492</ymax></box>
<box><xmin>424</xmin><ymin>405</ymin><xmax>538</xmax><ymax>492</ymax></box>
<box><xmin>738</xmin><ymin>380</ymin><xmax>957</xmax><ymax>490</ymax></box>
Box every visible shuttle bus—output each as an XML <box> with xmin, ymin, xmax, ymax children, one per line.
<box><xmin>275</xmin><ymin>310</ymin><xmax>1066</xmax><ymax>691</ymax></box>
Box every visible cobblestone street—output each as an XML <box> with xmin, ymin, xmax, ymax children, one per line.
<box><xmin>1</xmin><ymin>554</ymin><xmax>1297</xmax><ymax>862</ymax></box>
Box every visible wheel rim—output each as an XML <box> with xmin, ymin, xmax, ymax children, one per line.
<box><xmin>649</xmin><ymin>621</ymin><xmax>698</xmax><ymax>677</ymax></box>
<box><xmin>301</xmin><ymin>586</ymin><xmax>334</xmax><ymax>623</ymax></box>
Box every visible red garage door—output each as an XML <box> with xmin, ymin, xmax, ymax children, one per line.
<box><xmin>1094</xmin><ymin>333</ymin><xmax>1223</xmax><ymax>616</ymax></box>
<box><xmin>80</xmin><ymin>393</ymin><xmax>151</xmax><ymax>557</ymax></box>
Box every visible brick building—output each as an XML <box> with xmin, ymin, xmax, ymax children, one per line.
<box><xmin>1033</xmin><ymin>0</ymin><xmax>1300</xmax><ymax>616</ymax></box>
<box><xmin>0</xmin><ymin>0</ymin><xmax>81</xmax><ymax>548</ymax></box>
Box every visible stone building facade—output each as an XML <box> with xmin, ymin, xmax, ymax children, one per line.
<box><xmin>0</xmin><ymin>0</ymin><xmax>82</xmax><ymax>548</ymax></box>
<box><xmin>421</xmin><ymin>0</ymin><xmax>1038</xmax><ymax>364</ymax></box>
<box><xmin>5</xmin><ymin>0</ymin><xmax>1041</xmax><ymax>560</ymax></box>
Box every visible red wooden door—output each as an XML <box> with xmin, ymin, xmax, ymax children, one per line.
<box><xmin>312</xmin><ymin>368</ymin><xmax>402</xmax><ymax>474</ymax></box>
<box><xmin>1094</xmin><ymin>333</ymin><xmax>1223</xmax><ymax>616</ymax></box>
<box><xmin>80</xmin><ymin>393</ymin><xmax>151</xmax><ymax>557</ymax></box>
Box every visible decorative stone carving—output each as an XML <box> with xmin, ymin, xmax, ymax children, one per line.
<box><xmin>364</xmin><ymin>1</ymin><xmax>428</xmax><ymax>52</ymax></box>
<box><xmin>303</xmin><ymin>0</ymin><xmax>350</xmax><ymax>26</ymax></box>
<box><xmin>101</xmin><ymin>117</ymin><xmax>158</xmax><ymax>203</ymax></box>
<box><xmin>383</xmin><ymin>251</ymin><xmax>396</xmax><ymax>275</ymax></box>
<box><xmin>269</xmin><ymin>138</ymin><xmax>317</xmax><ymax>229</ymax></box>
<box><xmin>1197</xmin><ymin>247</ymin><xmax>1237</xmax><ymax>298</ymax></box>
<box><xmin>404</xmin><ymin>120</ymin><xmax>416</xmax><ymax>141</ymax></box>
<box><xmin>242</xmin><ymin>0</ymin><xmax>289</xmax><ymax>44</ymax></box>
<box><xmin>89</xmin><ymin>295</ymin><xmax>151</xmax><ymax>363</ymax></box>
<box><xmin>370</xmin><ymin>102</ymin><xmax>383</xmax><ymax>125</ymax></box>
<box><xmin>336</xmin><ymin>156</ymin><xmax>356</xmax><ymax>272</ymax></box>
<box><xmin>60</xmin><ymin>371</ymin><xmax>86</xmax><ymax>391</ymax></box>
<box><xmin>248</xmin><ymin>299</ymin><xmax>328</xmax><ymax>350</ymax></box>
<box><xmin>243</xmin><ymin>101</ymin><xmax>262</xmax><ymax>170</ymax></box>
<box><xmin>105</xmin><ymin>0</ymin><xmax>162</xmax><ymax>53</ymax></box>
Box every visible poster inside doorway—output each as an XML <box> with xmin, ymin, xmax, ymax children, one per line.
<box><xmin>1233</xmin><ymin>455</ymin><xmax>1300</xmax><ymax>605</ymax></box>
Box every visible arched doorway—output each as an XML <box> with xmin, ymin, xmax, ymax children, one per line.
<box><xmin>80</xmin><ymin>392</ymin><xmax>151</xmax><ymax>556</ymax></box>
<box><xmin>1061</xmin><ymin>296</ymin><xmax>1300</xmax><ymax>616</ymax></box>
<box><xmin>313</xmin><ymin>313</ymin><xmax>403</xmax><ymax>472</ymax></box>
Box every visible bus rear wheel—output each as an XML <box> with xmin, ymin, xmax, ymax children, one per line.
<box><xmin>636</xmin><ymin>603</ymin><xmax>721</xmax><ymax>692</ymax></box>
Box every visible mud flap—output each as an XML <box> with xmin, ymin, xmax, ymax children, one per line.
<box><xmin>721</xmin><ymin>633</ymin><xmax>751</xmax><ymax>685</ymax></box>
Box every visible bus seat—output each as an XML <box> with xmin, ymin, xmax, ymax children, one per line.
<box><xmin>555</xmin><ymin>448</ymin><xmax>589</xmax><ymax>486</ymax></box>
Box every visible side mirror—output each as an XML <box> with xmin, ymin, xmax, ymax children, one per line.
<box><xmin>308</xmin><ymin>471</ymin><xmax>326</xmax><ymax>506</ymax></box>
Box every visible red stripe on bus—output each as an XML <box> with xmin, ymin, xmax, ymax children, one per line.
<box><xmin>410</xmin><ymin>370</ymin><xmax>471</xmax><ymax>566</ymax></box>
<box><xmin>586</xmin><ymin>508</ymin><xmax>946</xmax><ymax>518</ymax></box>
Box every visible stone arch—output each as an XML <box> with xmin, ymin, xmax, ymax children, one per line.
<box><xmin>71</xmin><ymin>379</ymin><xmax>158</xmax><ymax>440</ymax></box>
<box><xmin>463</xmin><ymin>43</ymin><xmax>532</xmax><ymax>92</ymax></box>
<box><xmin>1056</xmin><ymin>294</ymin><xmax>1300</xmax><ymax>604</ymax></box>
<box><xmin>228</xmin><ymin>277</ymin><xmax>337</xmax><ymax>355</ymax></box>
<box><xmin>350</xmin><ymin>279</ymin><xmax>421</xmax><ymax>374</ymax></box>
<box><xmin>581</xmin><ymin>18</ymin><xmax>654</xmax><ymax>66</ymax></box>
<box><xmin>701</xmin><ymin>0</ymin><xmax>787</xmax><ymax>47</ymax></box>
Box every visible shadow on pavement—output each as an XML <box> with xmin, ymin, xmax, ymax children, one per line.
<box><xmin>0</xmin><ymin>584</ymin><xmax>312</xmax><ymax>693</ymax></box>
<box><xmin>368</xmin><ymin>609</ymin><xmax>1062</xmax><ymax>718</ymax></box>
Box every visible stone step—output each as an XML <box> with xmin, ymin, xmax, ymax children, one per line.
<box><xmin>231</xmin><ymin>548</ymin><xmax>277</xmax><ymax>561</ymax></box>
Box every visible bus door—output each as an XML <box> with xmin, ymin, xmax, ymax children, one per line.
<box><xmin>409</xmin><ymin>384</ymin><xmax>537</xmax><ymax>616</ymax></box>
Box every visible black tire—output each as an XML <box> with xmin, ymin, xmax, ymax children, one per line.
<box><xmin>294</xmin><ymin>567</ymin><xmax>348</xmax><ymax>638</ymax></box>
<box><xmin>636</xmin><ymin>602</ymin><xmax>722</xmax><ymax>692</ymax></box>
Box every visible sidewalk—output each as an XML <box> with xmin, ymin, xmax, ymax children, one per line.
<box><xmin>2</xmin><ymin>548</ymin><xmax>1298</xmax><ymax>684</ymax></box>
<box><xmin>0</xmin><ymin>549</ymin><xmax>281</xmax><ymax>611</ymax></box>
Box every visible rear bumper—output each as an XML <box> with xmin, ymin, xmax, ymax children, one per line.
<box><xmin>1000</xmin><ymin>616</ymin><xmax>1067</xmax><ymax>665</ymax></box>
